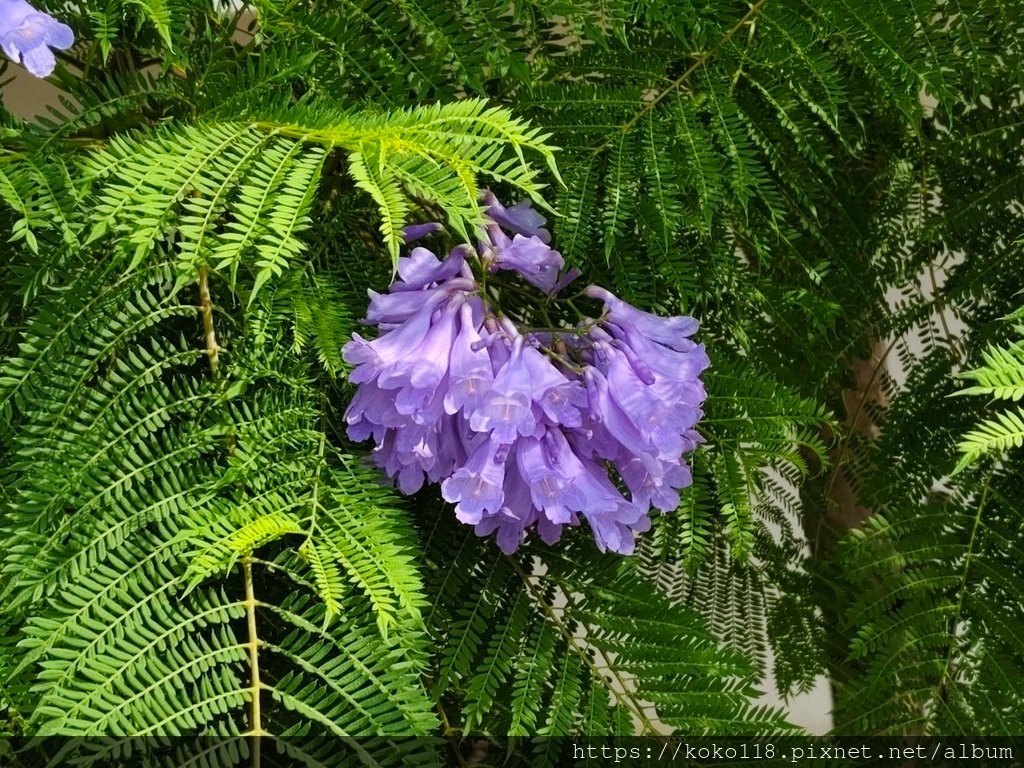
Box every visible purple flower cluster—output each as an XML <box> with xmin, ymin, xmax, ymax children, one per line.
<box><xmin>0</xmin><ymin>0</ymin><xmax>73</xmax><ymax>78</ymax></box>
<box><xmin>343</xmin><ymin>195</ymin><xmax>709</xmax><ymax>554</ymax></box>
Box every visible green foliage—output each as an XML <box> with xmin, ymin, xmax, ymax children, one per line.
<box><xmin>0</xmin><ymin>253</ymin><xmax>436</xmax><ymax>758</ymax></box>
<box><xmin>825</xmin><ymin>310</ymin><xmax>1024</xmax><ymax>735</ymax></box>
<box><xmin>822</xmin><ymin>84</ymin><xmax>1024</xmax><ymax>732</ymax></box>
<box><xmin>1</xmin><ymin>0</ymin><xmax>1022</xmax><ymax>757</ymax></box>
<box><xmin>955</xmin><ymin>328</ymin><xmax>1024</xmax><ymax>470</ymax></box>
<box><xmin>422</xmin><ymin>522</ymin><xmax>796</xmax><ymax>753</ymax></box>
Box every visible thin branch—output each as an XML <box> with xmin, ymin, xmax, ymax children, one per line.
<box><xmin>816</xmin><ymin>335</ymin><xmax>899</xmax><ymax>552</ymax></box>
<box><xmin>507</xmin><ymin>557</ymin><xmax>660</xmax><ymax>735</ymax></box>
<box><xmin>197</xmin><ymin>266</ymin><xmax>262</xmax><ymax>756</ymax></box>
<box><xmin>197</xmin><ymin>266</ymin><xmax>221</xmax><ymax>377</ymax></box>
<box><xmin>593</xmin><ymin>0</ymin><xmax>771</xmax><ymax>155</ymax></box>
<box><xmin>435</xmin><ymin>701</ymin><xmax>469</xmax><ymax>768</ymax></box>
<box><xmin>243</xmin><ymin>556</ymin><xmax>267</xmax><ymax>751</ymax></box>
<box><xmin>931</xmin><ymin>471</ymin><xmax>993</xmax><ymax>730</ymax></box>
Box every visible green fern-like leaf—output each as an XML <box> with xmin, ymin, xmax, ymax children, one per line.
<box><xmin>955</xmin><ymin>329</ymin><xmax>1024</xmax><ymax>470</ymax></box>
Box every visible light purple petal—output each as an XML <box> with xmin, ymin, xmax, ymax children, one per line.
<box><xmin>0</xmin><ymin>3</ymin><xmax>73</xmax><ymax>78</ymax></box>
<box><xmin>20</xmin><ymin>40</ymin><xmax>54</xmax><ymax>77</ymax></box>
<box><xmin>402</xmin><ymin>222</ymin><xmax>442</xmax><ymax>243</ymax></box>
<box><xmin>549</xmin><ymin>267</ymin><xmax>582</xmax><ymax>296</ymax></box>
<box><xmin>482</xmin><ymin>190</ymin><xmax>551</xmax><ymax>243</ymax></box>
<box><xmin>585</xmin><ymin>285</ymin><xmax>700</xmax><ymax>350</ymax></box>
<box><xmin>492</xmin><ymin>234</ymin><xmax>565</xmax><ymax>293</ymax></box>
<box><xmin>441</xmin><ymin>439</ymin><xmax>507</xmax><ymax>523</ymax></box>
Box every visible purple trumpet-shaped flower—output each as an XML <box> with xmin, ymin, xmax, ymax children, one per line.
<box><xmin>520</xmin><ymin>343</ymin><xmax>587</xmax><ymax>428</ymax></box>
<box><xmin>382</xmin><ymin>299</ymin><xmax>460</xmax><ymax>394</ymax></box>
<box><xmin>597</xmin><ymin>340</ymin><xmax>685</xmax><ymax>457</ymax></box>
<box><xmin>527</xmin><ymin>428</ymin><xmax>650</xmax><ymax>555</ymax></box>
<box><xmin>608</xmin><ymin>320</ymin><xmax>709</xmax><ymax>410</ymax></box>
<box><xmin>402</xmin><ymin>222</ymin><xmax>443</xmax><ymax>243</ymax></box>
<box><xmin>472</xmin><ymin>462</ymin><xmax>536</xmax><ymax>554</ymax></box>
<box><xmin>516</xmin><ymin>430</ymin><xmax>586</xmax><ymax>526</ymax></box>
<box><xmin>615</xmin><ymin>453</ymin><xmax>693</xmax><ymax>513</ymax></box>
<box><xmin>482</xmin><ymin>190</ymin><xmax>551</xmax><ymax>243</ymax></box>
<box><xmin>582</xmin><ymin>364</ymin><xmax>666</xmax><ymax>469</ymax></box>
<box><xmin>575</xmin><ymin>459</ymin><xmax>651</xmax><ymax>555</ymax></box>
<box><xmin>365</xmin><ymin>285</ymin><xmax>445</xmax><ymax>327</ymax></box>
<box><xmin>441</xmin><ymin>438</ymin><xmax>508</xmax><ymax>524</ymax></box>
<box><xmin>490</xmin><ymin>233</ymin><xmax>565</xmax><ymax>294</ymax></box>
<box><xmin>391</xmin><ymin>246</ymin><xmax>467</xmax><ymax>293</ymax></box>
<box><xmin>467</xmin><ymin>336</ymin><xmax>538</xmax><ymax>444</ymax></box>
<box><xmin>444</xmin><ymin>303</ymin><xmax>494</xmax><ymax>415</ymax></box>
<box><xmin>0</xmin><ymin>0</ymin><xmax>72</xmax><ymax>77</ymax></box>
<box><xmin>346</xmin><ymin>379</ymin><xmax>404</xmax><ymax>442</ymax></box>
<box><xmin>343</xmin><ymin>195</ymin><xmax>708</xmax><ymax>555</ymax></box>
<box><xmin>344</xmin><ymin>290</ymin><xmax>449</xmax><ymax>384</ymax></box>
<box><xmin>373</xmin><ymin>429</ymin><xmax>429</xmax><ymax>495</ymax></box>
<box><xmin>586</xmin><ymin>285</ymin><xmax>700</xmax><ymax>350</ymax></box>
<box><xmin>479</xmin><ymin>190</ymin><xmax>566</xmax><ymax>293</ymax></box>
<box><xmin>473</xmin><ymin>452</ymin><xmax>571</xmax><ymax>554</ymax></box>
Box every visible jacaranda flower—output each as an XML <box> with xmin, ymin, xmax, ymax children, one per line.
<box><xmin>481</xmin><ymin>190</ymin><xmax>550</xmax><ymax>243</ymax></box>
<box><xmin>343</xmin><ymin>192</ymin><xmax>708</xmax><ymax>554</ymax></box>
<box><xmin>486</xmin><ymin>227</ymin><xmax>565</xmax><ymax>294</ymax></box>
<box><xmin>401</xmin><ymin>222</ymin><xmax>443</xmax><ymax>243</ymax></box>
<box><xmin>0</xmin><ymin>0</ymin><xmax>73</xmax><ymax>78</ymax></box>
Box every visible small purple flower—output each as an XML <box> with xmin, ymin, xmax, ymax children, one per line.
<box><xmin>346</xmin><ymin>380</ymin><xmax>403</xmax><ymax>439</ymax></box>
<box><xmin>477</xmin><ymin>191</ymin><xmax>570</xmax><ymax>293</ymax></box>
<box><xmin>492</xmin><ymin>234</ymin><xmax>565</xmax><ymax>294</ymax></box>
<box><xmin>583</xmin><ymin>365</ymin><xmax>662</xmax><ymax>468</ymax></box>
<box><xmin>610</xmin><ymin>319</ymin><xmax>707</xmax><ymax>379</ymax></box>
<box><xmin>373</xmin><ymin>431</ymin><xmax>428</xmax><ymax>495</ymax></box>
<box><xmin>545</xmin><ymin>429</ymin><xmax>650</xmax><ymax>555</ymax></box>
<box><xmin>344</xmin><ymin>290</ymin><xmax>448</xmax><ymax>384</ymax></box>
<box><xmin>401</xmin><ymin>222</ymin><xmax>443</xmax><ymax>243</ymax></box>
<box><xmin>598</xmin><ymin>341</ymin><xmax>685</xmax><ymax>456</ymax></box>
<box><xmin>467</xmin><ymin>337</ymin><xmax>537</xmax><ymax>444</ymax></box>
<box><xmin>586</xmin><ymin>286</ymin><xmax>700</xmax><ymax>351</ymax></box>
<box><xmin>0</xmin><ymin>0</ymin><xmax>73</xmax><ymax>78</ymax></box>
<box><xmin>520</xmin><ymin>344</ymin><xmax>586</xmax><ymax>428</ymax></box>
<box><xmin>381</xmin><ymin>298</ymin><xmax>460</xmax><ymax>392</ymax></box>
<box><xmin>365</xmin><ymin>285</ymin><xmax>446</xmax><ymax>326</ymax></box>
<box><xmin>441</xmin><ymin>438</ymin><xmax>508</xmax><ymax>524</ymax></box>
<box><xmin>473</xmin><ymin>457</ymin><xmax>572</xmax><ymax>553</ymax></box>
<box><xmin>391</xmin><ymin>246</ymin><xmax>467</xmax><ymax>293</ymax></box>
<box><xmin>616</xmin><ymin>453</ymin><xmax>692</xmax><ymax>513</ymax></box>
<box><xmin>482</xmin><ymin>190</ymin><xmax>551</xmax><ymax>243</ymax></box>
<box><xmin>444</xmin><ymin>304</ymin><xmax>494</xmax><ymax>415</ymax></box>
<box><xmin>516</xmin><ymin>430</ymin><xmax>586</xmax><ymax>525</ymax></box>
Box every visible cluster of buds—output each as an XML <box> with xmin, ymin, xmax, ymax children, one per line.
<box><xmin>343</xmin><ymin>194</ymin><xmax>708</xmax><ymax>554</ymax></box>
